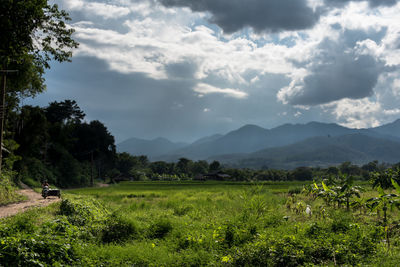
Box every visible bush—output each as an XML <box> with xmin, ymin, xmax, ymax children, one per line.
<box><xmin>59</xmin><ymin>198</ymin><xmax>107</xmax><ymax>226</ymax></box>
<box><xmin>101</xmin><ymin>214</ymin><xmax>138</xmax><ymax>243</ymax></box>
<box><xmin>0</xmin><ymin>171</ymin><xmax>26</xmax><ymax>205</ymax></box>
<box><xmin>0</xmin><ymin>233</ymin><xmax>78</xmax><ymax>266</ymax></box>
<box><xmin>147</xmin><ymin>218</ymin><xmax>173</xmax><ymax>239</ymax></box>
<box><xmin>173</xmin><ymin>205</ymin><xmax>193</xmax><ymax>216</ymax></box>
<box><xmin>231</xmin><ymin>220</ymin><xmax>380</xmax><ymax>267</ymax></box>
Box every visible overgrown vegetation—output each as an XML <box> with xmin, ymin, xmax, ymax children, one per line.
<box><xmin>0</xmin><ymin>140</ymin><xmax>26</xmax><ymax>205</ymax></box>
<box><xmin>2</xmin><ymin>179</ymin><xmax>400</xmax><ymax>265</ymax></box>
<box><xmin>0</xmin><ymin>174</ymin><xmax>25</xmax><ymax>206</ymax></box>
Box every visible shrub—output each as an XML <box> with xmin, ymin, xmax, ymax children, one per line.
<box><xmin>147</xmin><ymin>218</ymin><xmax>173</xmax><ymax>239</ymax></box>
<box><xmin>101</xmin><ymin>214</ymin><xmax>138</xmax><ymax>243</ymax></box>
<box><xmin>173</xmin><ymin>205</ymin><xmax>193</xmax><ymax>216</ymax></box>
<box><xmin>0</xmin><ymin>233</ymin><xmax>78</xmax><ymax>266</ymax></box>
<box><xmin>232</xmin><ymin>222</ymin><xmax>379</xmax><ymax>267</ymax></box>
<box><xmin>0</xmin><ymin>171</ymin><xmax>26</xmax><ymax>205</ymax></box>
<box><xmin>59</xmin><ymin>198</ymin><xmax>107</xmax><ymax>226</ymax></box>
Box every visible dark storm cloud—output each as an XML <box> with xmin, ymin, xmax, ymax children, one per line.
<box><xmin>324</xmin><ymin>0</ymin><xmax>398</xmax><ymax>7</ymax></box>
<box><xmin>159</xmin><ymin>0</ymin><xmax>321</xmax><ymax>33</ymax></box>
<box><xmin>289</xmin><ymin>53</ymin><xmax>381</xmax><ymax>106</ymax></box>
<box><xmin>282</xmin><ymin>28</ymin><xmax>388</xmax><ymax>106</ymax></box>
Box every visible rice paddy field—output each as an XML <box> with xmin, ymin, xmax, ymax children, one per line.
<box><xmin>1</xmin><ymin>180</ymin><xmax>400</xmax><ymax>266</ymax></box>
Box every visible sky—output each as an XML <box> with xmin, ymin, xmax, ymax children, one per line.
<box><xmin>27</xmin><ymin>0</ymin><xmax>400</xmax><ymax>143</ymax></box>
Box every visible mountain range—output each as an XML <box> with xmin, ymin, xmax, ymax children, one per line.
<box><xmin>117</xmin><ymin>119</ymin><xmax>400</xmax><ymax>169</ymax></box>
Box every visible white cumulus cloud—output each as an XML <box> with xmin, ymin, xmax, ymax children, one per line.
<box><xmin>194</xmin><ymin>83</ymin><xmax>248</xmax><ymax>99</ymax></box>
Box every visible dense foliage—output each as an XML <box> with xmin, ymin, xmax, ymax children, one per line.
<box><xmin>0</xmin><ymin>0</ymin><xmax>78</xmax><ymax>198</ymax></box>
<box><xmin>2</xmin><ymin>181</ymin><xmax>400</xmax><ymax>265</ymax></box>
<box><xmin>11</xmin><ymin>100</ymin><xmax>115</xmax><ymax>187</ymax></box>
<box><xmin>0</xmin><ymin>0</ymin><xmax>78</xmax><ymax>99</ymax></box>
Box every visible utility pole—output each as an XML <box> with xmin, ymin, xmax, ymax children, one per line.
<box><xmin>0</xmin><ymin>70</ymin><xmax>18</xmax><ymax>176</ymax></box>
<box><xmin>90</xmin><ymin>150</ymin><xmax>94</xmax><ymax>186</ymax></box>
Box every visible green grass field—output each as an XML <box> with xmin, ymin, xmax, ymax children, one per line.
<box><xmin>1</xmin><ymin>181</ymin><xmax>400</xmax><ymax>266</ymax></box>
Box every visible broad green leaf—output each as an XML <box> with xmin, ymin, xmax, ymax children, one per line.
<box><xmin>322</xmin><ymin>181</ymin><xmax>330</xmax><ymax>192</ymax></box>
<box><xmin>377</xmin><ymin>186</ymin><xmax>385</xmax><ymax>196</ymax></box>
<box><xmin>313</xmin><ymin>182</ymin><xmax>319</xmax><ymax>190</ymax></box>
<box><xmin>392</xmin><ymin>178</ymin><xmax>400</xmax><ymax>194</ymax></box>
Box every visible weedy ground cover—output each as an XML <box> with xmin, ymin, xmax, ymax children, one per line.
<box><xmin>0</xmin><ymin>176</ymin><xmax>27</xmax><ymax>206</ymax></box>
<box><xmin>1</xmin><ymin>181</ymin><xmax>400</xmax><ymax>266</ymax></box>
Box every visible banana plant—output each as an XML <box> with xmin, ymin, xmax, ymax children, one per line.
<box><xmin>370</xmin><ymin>168</ymin><xmax>400</xmax><ymax>189</ymax></box>
<box><xmin>302</xmin><ymin>183</ymin><xmax>317</xmax><ymax>199</ymax></box>
<box><xmin>337</xmin><ymin>175</ymin><xmax>364</xmax><ymax>211</ymax></box>
<box><xmin>366</xmin><ymin>184</ymin><xmax>400</xmax><ymax>226</ymax></box>
<box><xmin>316</xmin><ymin>181</ymin><xmax>338</xmax><ymax>207</ymax></box>
<box><xmin>366</xmin><ymin>180</ymin><xmax>400</xmax><ymax>249</ymax></box>
<box><xmin>350</xmin><ymin>198</ymin><xmax>366</xmax><ymax>215</ymax></box>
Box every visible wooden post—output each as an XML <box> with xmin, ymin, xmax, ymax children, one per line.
<box><xmin>0</xmin><ymin>73</ymin><xmax>7</xmax><ymax>175</ymax></box>
<box><xmin>90</xmin><ymin>150</ymin><xmax>94</xmax><ymax>186</ymax></box>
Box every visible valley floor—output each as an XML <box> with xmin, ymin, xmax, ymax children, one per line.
<box><xmin>1</xmin><ymin>181</ymin><xmax>400</xmax><ymax>266</ymax></box>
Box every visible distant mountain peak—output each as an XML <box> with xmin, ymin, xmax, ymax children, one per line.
<box><xmin>120</xmin><ymin>119</ymin><xmax>400</xmax><ymax>166</ymax></box>
<box><xmin>236</xmin><ymin>124</ymin><xmax>266</xmax><ymax>132</ymax></box>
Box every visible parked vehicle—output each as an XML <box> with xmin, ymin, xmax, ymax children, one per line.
<box><xmin>41</xmin><ymin>186</ymin><xmax>61</xmax><ymax>199</ymax></box>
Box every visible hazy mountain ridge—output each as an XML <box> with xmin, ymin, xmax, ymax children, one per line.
<box><xmin>117</xmin><ymin>137</ymin><xmax>187</xmax><ymax>159</ymax></box>
<box><xmin>118</xmin><ymin>119</ymin><xmax>400</xmax><ymax>168</ymax></box>
<box><xmin>211</xmin><ymin>133</ymin><xmax>400</xmax><ymax>169</ymax></box>
<box><xmin>371</xmin><ymin>119</ymin><xmax>400</xmax><ymax>138</ymax></box>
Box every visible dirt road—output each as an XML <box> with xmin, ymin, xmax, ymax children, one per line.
<box><xmin>0</xmin><ymin>188</ymin><xmax>61</xmax><ymax>219</ymax></box>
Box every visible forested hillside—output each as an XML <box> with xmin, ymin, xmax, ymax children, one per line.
<box><xmin>210</xmin><ymin>134</ymin><xmax>400</xmax><ymax>169</ymax></box>
<box><xmin>119</xmin><ymin>120</ymin><xmax>400</xmax><ymax>168</ymax></box>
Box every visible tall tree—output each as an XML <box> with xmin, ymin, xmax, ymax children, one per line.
<box><xmin>45</xmin><ymin>100</ymin><xmax>85</xmax><ymax>124</ymax></box>
<box><xmin>0</xmin><ymin>0</ymin><xmax>78</xmax><ymax>174</ymax></box>
<box><xmin>1</xmin><ymin>0</ymin><xmax>78</xmax><ymax>98</ymax></box>
<box><xmin>176</xmin><ymin>158</ymin><xmax>192</xmax><ymax>176</ymax></box>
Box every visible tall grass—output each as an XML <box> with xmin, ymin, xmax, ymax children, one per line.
<box><xmin>0</xmin><ymin>174</ymin><xmax>26</xmax><ymax>206</ymax></box>
<box><xmin>1</xmin><ymin>181</ymin><xmax>400</xmax><ymax>265</ymax></box>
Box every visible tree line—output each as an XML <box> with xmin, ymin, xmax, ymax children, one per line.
<box><xmin>3</xmin><ymin>99</ymin><xmax>400</xmax><ymax>187</ymax></box>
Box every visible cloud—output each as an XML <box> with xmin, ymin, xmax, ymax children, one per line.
<box><xmin>323</xmin><ymin>98</ymin><xmax>400</xmax><ymax>128</ymax></box>
<box><xmin>324</xmin><ymin>0</ymin><xmax>398</xmax><ymax>8</ymax></box>
<box><xmin>32</xmin><ymin>0</ymin><xmax>400</xmax><ymax>142</ymax></box>
<box><xmin>37</xmin><ymin>57</ymin><xmax>293</xmax><ymax>143</ymax></box>
<box><xmin>194</xmin><ymin>83</ymin><xmax>248</xmax><ymax>99</ymax></box>
<box><xmin>165</xmin><ymin>60</ymin><xmax>198</xmax><ymax>79</ymax></box>
<box><xmin>70</xmin><ymin>7</ymin><xmax>294</xmax><ymax>86</ymax></box>
<box><xmin>159</xmin><ymin>0</ymin><xmax>321</xmax><ymax>33</ymax></box>
<box><xmin>343</xmin><ymin>27</ymin><xmax>387</xmax><ymax>46</ymax></box>
<box><xmin>277</xmin><ymin>27</ymin><xmax>387</xmax><ymax>106</ymax></box>
<box><xmin>64</xmin><ymin>0</ymin><xmax>131</xmax><ymax>19</ymax></box>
